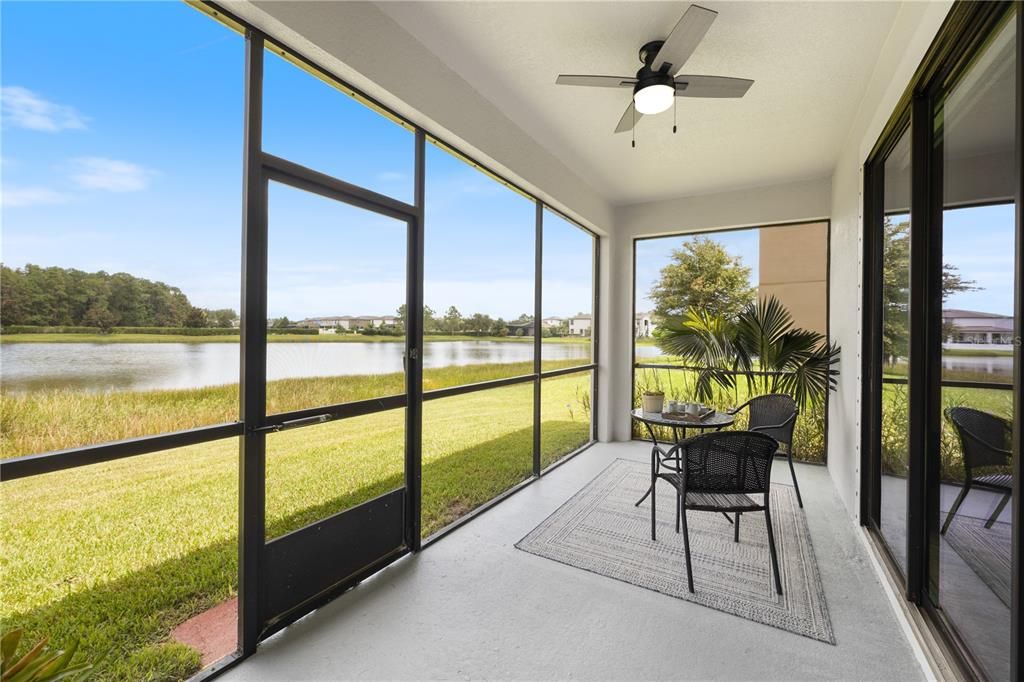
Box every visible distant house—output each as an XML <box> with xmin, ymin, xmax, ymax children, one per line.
<box><xmin>297</xmin><ymin>315</ymin><xmax>400</xmax><ymax>333</ymax></box>
<box><xmin>352</xmin><ymin>315</ymin><xmax>398</xmax><ymax>329</ymax></box>
<box><xmin>541</xmin><ymin>316</ymin><xmax>564</xmax><ymax>328</ymax></box>
<box><xmin>635</xmin><ymin>311</ymin><xmax>656</xmax><ymax>338</ymax></box>
<box><xmin>942</xmin><ymin>308</ymin><xmax>1014</xmax><ymax>345</ymax></box>
<box><xmin>568</xmin><ymin>313</ymin><xmax>592</xmax><ymax>336</ymax></box>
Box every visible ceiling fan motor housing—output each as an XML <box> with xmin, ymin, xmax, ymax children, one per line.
<box><xmin>635</xmin><ymin>40</ymin><xmax>675</xmax><ymax>95</ymax></box>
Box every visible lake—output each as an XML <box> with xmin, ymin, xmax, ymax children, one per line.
<box><xmin>0</xmin><ymin>340</ymin><xmax>594</xmax><ymax>393</ymax></box>
<box><xmin>2</xmin><ymin>341</ymin><xmax>1009</xmax><ymax>394</ymax></box>
<box><xmin>941</xmin><ymin>354</ymin><xmax>1014</xmax><ymax>379</ymax></box>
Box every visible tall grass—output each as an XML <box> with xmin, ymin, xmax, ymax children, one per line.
<box><xmin>632</xmin><ymin>367</ymin><xmax>827</xmax><ymax>463</ymax></box>
<box><xmin>880</xmin><ymin>380</ymin><xmax>1013</xmax><ymax>481</ymax></box>
<box><xmin>0</xmin><ymin>359</ymin><xmax>588</xmax><ymax>458</ymax></box>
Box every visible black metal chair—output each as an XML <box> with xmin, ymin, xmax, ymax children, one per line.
<box><xmin>651</xmin><ymin>430</ymin><xmax>782</xmax><ymax>595</ymax></box>
<box><xmin>729</xmin><ymin>394</ymin><xmax>802</xmax><ymax>507</ymax></box>
<box><xmin>942</xmin><ymin>406</ymin><xmax>1013</xmax><ymax>535</ymax></box>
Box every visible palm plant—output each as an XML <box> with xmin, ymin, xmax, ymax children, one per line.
<box><xmin>654</xmin><ymin>296</ymin><xmax>840</xmax><ymax>409</ymax></box>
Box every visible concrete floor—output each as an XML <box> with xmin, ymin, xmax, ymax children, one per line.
<box><xmin>224</xmin><ymin>442</ymin><xmax>924</xmax><ymax>681</ymax></box>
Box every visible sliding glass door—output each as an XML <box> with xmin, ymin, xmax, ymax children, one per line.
<box><xmin>929</xmin><ymin>12</ymin><xmax>1016</xmax><ymax>678</ymax></box>
<box><xmin>863</xmin><ymin>4</ymin><xmax>1021</xmax><ymax>678</ymax></box>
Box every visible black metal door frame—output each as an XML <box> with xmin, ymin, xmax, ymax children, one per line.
<box><xmin>238</xmin><ymin>29</ymin><xmax>425</xmax><ymax>651</ymax></box>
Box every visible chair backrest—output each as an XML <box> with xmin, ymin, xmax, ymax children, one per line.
<box><xmin>746</xmin><ymin>394</ymin><xmax>798</xmax><ymax>447</ymax></box>
<box><xmin>681</xmin><ymin>431</ymin><xmax>779</xmax><ymax>497</ymax></box>
<box><xmin>946</xmin><ymin>406</ymin><xmax>1012</xmax><ymax>471</ymax></box>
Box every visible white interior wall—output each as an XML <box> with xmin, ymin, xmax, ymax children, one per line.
<box><xmin>606</xmin><ymin>177</ymin><xmax>833</xmax><ymax>441</ymax></box>
<box><xmin>826</xmin><ymin>1</ymin><xmax>953</xmax><ymax>519</ymax></box>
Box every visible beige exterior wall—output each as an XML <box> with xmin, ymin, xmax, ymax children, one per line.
<box><xmin>758</xmin><ymin>221</ymin><xmax>828</xmax><ymax>335</ymax></box>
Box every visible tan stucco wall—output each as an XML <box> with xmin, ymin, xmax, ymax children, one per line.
<box><xmin>759</xmin><ymin>221</ymin><xmax>828</xmax><ymax>335</ymax></box>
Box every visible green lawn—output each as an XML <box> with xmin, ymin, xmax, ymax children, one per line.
<box><xmin>0</xmin><ymin>332</ymin><xmax>592</xmax><ymax>345</ymax></box>
<box><xmin>0</xmin><ymin>364</ymin><xmax>592</xmax><ymax>680</ymax></box>
<box><xmin>941</xmin><ymin>347</ymin><xmax>1014</xmax><ymax>357</ymax></box>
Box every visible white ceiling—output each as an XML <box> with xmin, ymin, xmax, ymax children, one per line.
<box><xmin>377</xmin><ymin>1</ymin><xmax>903</xmax><ymax>207</ymax></box>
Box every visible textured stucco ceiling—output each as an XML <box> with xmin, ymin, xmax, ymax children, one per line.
<box><xmin>377</xmin><ymin>1</ymin><xmax>903</xmax><ymax>206</ymax></box>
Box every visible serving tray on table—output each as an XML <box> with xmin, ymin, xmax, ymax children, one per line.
<box><xmin>660</xmin><ymin>407</ymin><xmax>715</xmax><ymax>423</ymax></box>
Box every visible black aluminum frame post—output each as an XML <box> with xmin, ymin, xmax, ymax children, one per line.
<box><xmin>592</xmin><ymin>233</ymin><xmax>601</xmax><ymax>442</ymax></box>
<box><xmin>860</xmin><ymin>155</ymin><xmax>885</xmax><ymax>527</ymax></box>
<box><xmin>1012</xmin><ymin>8</ymin><xmax>1023</xmax><ymax>680</ymax></box>
<box><xmin>239</xmin><ymin>27</ymin><xmax>267</xmax><ymax>656</ymax></box>
<box><xmin>905</xmin><ymin>91</ymin><xmax>938</xmax><ymax>605</ymax></box>
<box><xmin>406</xmin><ymin>130</ymin><xmax>426</xmax><ymax>551</ymax></box>
<box><xmin>923</xmin><ymin>85</ymin><xmax>946</xmax><ymax>606</ymax></box>
<box><xmin>533</xmin><ymin>202</ymin><xmax>543</xmax><ymax>476</ymax></box>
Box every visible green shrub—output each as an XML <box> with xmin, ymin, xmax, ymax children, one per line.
<box><xmin>0</xmin><ymin>326</ymin><xmax>101</xmax><ymax>334</ymax></box>
<box><xmin>112</xmin><ymin>327</ymin><xmax>240</xmax><ymax>336</ymax></box>
<box><xmin>0</xmin><ymin>628</ymin><xmax>98</xmax><ymax>681</ymax></box>
<box><xmin>0</xmin><ymin>326</ymin><xmax>319</xmax><ymax>337</ymax></box>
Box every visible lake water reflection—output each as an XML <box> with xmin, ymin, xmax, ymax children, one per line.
<box><xmin>0</xmin><ymin>341</ymin><xmax>592</xmax><ymax>393</ymax></box>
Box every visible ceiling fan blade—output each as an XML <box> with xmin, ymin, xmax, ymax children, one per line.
<box><xmin>652</xmin><ymin>5</ymin><xmax>718</xmax><ymax>75</ymax></box>
<box><xmin>614</xmin><ymin>100</ymin><xmax>641</xmax><ymax>134</ymax></box>
<box><xmin>556</xmin><ymin>75</ymin><xmax>637</xmax><ymax>88</ymax></box>
<box><xmin>674</xmin><ymin>75</ymin><xmax>754</xmax><ymax>98</ymax></box>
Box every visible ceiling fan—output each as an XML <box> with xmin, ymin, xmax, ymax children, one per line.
<box><xmin>555</xmin><ymin>4</ymin><xmax>753</xmax><ymax>137</ymax></box>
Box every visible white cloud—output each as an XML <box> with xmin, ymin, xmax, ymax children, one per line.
<box><xmin>1</xmin><ymin>185</ymin><xmax>70</xmax><ymax>208</ymax></box>
<box><xmin>1</xmin><ymin>86</ymin><xmax>87</xmax><ymax>132</ymax></box>
<box><xmin>70</xmin><ymin>157</ymin><xmax>155</xmax><ymax>192</ymax></box>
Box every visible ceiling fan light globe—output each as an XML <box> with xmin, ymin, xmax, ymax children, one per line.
<box><xmin>633</xmin><ymin>83</ymin><xmax>674</xmax><ymax>115</ymax></box>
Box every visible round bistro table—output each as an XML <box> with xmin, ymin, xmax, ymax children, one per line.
<box><xmin>630</xmin><ymin>408</ymin><xmax>736</xmax><ymax>508</ymax></box>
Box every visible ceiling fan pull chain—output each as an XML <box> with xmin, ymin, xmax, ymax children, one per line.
<box><xmin>632</xmin><ymin>105</ymin><xmax>636</xmax><ymax>148</ymax></box>
<box><xmin>673</xmin><ymin>97</ymin><xmax>677</xmax><ymax>134</ymax></box>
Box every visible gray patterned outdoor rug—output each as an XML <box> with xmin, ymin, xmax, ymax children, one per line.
<box><xmin>516</xmin><ymin>459</ymin><xmax>835</xmax><ymax>644</ymax></box>
<box><xmin>945</xmin><ymin>516</ymin><xmax>1012</xmax><ymax>608</ymax></box>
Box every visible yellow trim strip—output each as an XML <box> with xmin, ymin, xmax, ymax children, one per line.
<box><xmin>184</xmin><ymin>1</ymin><xmax>245</xmax><ymax>36</ymax></box>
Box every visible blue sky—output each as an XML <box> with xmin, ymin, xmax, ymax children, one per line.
<box><xmin>635</xmin><ymin>229</ymin><xmax>759</xmax><ymax>314</ymax></box>
<box><xmin>942</xmin><ymin>204</ymin><xmax>1015</xmax><ymax>316</ymax></box>
<box><xmin>1</xmin><ymin>1</ymin><xmax>594</xmax><ymax>321</ymax></box>
<box><xmin>635</xmin><ymin>204</ymin><xmax>1015</xmax><ymax>318</ymax></box>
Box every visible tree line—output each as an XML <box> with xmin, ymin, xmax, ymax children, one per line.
<box><xmin>645</xmin><ymin>229</ymin><xmax>979</xmax><ymax>364</ymax></box>
<box><xmin>380</xmin><ymin>306</ymin><xmax>562</xmax><ymax>337</ymax></box>
<box><xmin>0</xmin><ymin>264</ymin><xmax>237</xmax><ymax>330</ymax></box>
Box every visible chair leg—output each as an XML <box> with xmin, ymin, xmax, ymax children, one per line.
<box><xmin>940</xmin><ymin>483</ymin><xmax>971</xmax><ymax>535</ymax></box>
<box><xmin>651</xmin><ymin>475</ymin><xmax>657</xmax><ymax>542</ymax></box>
<box><xmin>787</xmin><ymin>450</ymin><xmax>803</xmax><ymax>508</ymax></box>
<box><xmin>764</xmin><ymin>507</ymin><xmax>782</xmax><ymax>596</ymax></box>
<box><xmin>681</xmin><ymin>506</ymin><xmax>694</xmax><ymax>593</ymax></box>
<box><xmin>984</xmin><ymin>491</ymin><xmax>1011</xmax><ymax>529</ymax></box>
<box><xmin>675</xmin><ymin>491</ymin><xmax>681</xmax><ymax>533</ymax></box>
<box><xmin>636</xmin><ymin>445</ymin><xmax>660</xmax><ymax>507</ymax></box>
<box><xmin>734</xmin><ymin>512</ymin><xmax>741</xmax><ymax>543</ymax></box>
